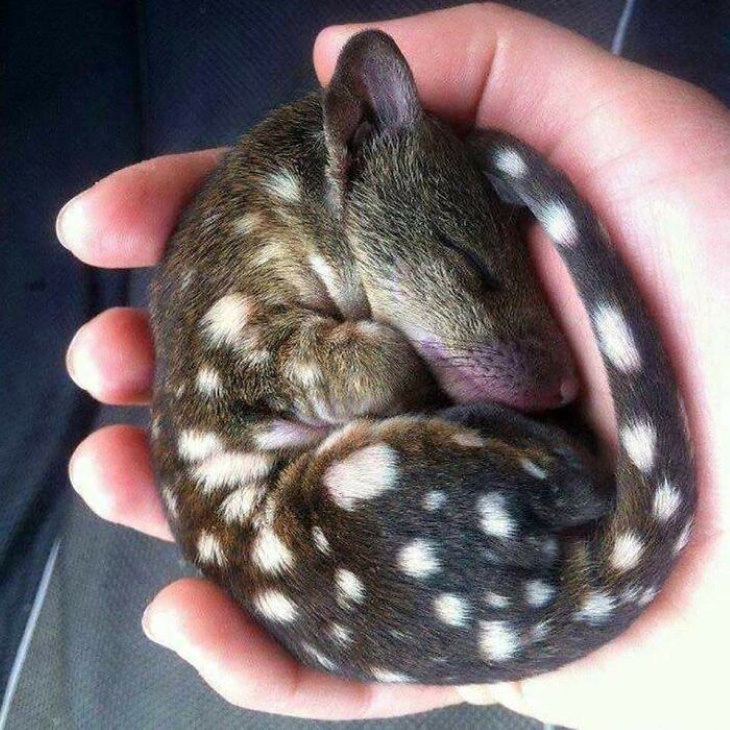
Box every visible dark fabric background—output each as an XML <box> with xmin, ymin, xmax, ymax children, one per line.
<box><xmin>1</xmin><ymin>0</ymin><xmax>728</xmax><ymax>727</ymax></box>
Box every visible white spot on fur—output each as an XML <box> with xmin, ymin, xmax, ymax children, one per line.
<box><xmin>674</xmin><ymin>521</ymin><xmax>693</xmax><ymax>554</ymax></box>
<box><xmin>524</xmin><ymin>579</ymin><xmax>556</xmax><ymax>607</ymax></box>
<box><xmin>335</xmin><ymin>568</ymin><xmax>365</xmax><ymax>608</ymax></box>
<box><xmin>485</xmin><ymin>592</ymin><xmax>510</xmax><ymax>609</ymax></box>
<box><xmin>324</xmin><ymin>443</ymin><xmax>398</xmax><ymax>511</ymax></box>
<box><xmin>264</xmin><ymin>169</ymin><xmax>301</xmax><ymax>203</ymax></box>
<box><xmin>251</xmin><ymin>527</ymin><xmax>294</xmax><ymax>574</ymax></box>
<box><xmin>302</xmin><ymin>643</ymin><xmax>336</xmax><ymax>671</ymax></box>
<box><xmin>542</xmin><ymin>200</ymin><xmax>578</xmax><ymax>246</ymax></box>
<box><xmin>653</xmin><ymin>479</ymin><xmax>681</xmax><ymax>521</ymax></box>
<box><xmin>542</xmin><ymin>536</ymin><xmax>559</xmax><ymax>560</ymax></box>
<box><xmin>611</xmin><ymin>531</ymin><xmax>644</xmax><ymax>571</ymax></box>
<box><xmin>233</xmin><ymin>211</ymin><xmax>262</xmax><ymax>236</ymax></box>
<box><xmin>370</xmin><ymin>668</ymin><xmax>411</xmax><ymax>683</ymax></box>
<box><xmin>178</xmin><ymin>430</ymin><xmax>223</xmax><ymax>462</ymax></box>
<box><xmin>196</xmin><ymin>366</ymin><xmax>223</xmax><ymax>397</ymax></box>
<box><xmin>192</xmin><ymin>452</ymin><xmax>272</xmax><ymax>493</ymax></box>
<box><xmin>452</xmin><ymin>431</ymin><xmax>486</xmax><ymax>448</ymax></box>
<box><xmin>479</xmin><ymin>621</ymin><xmax>519</xmax><ymax>662</ymax></box>
<box><xmin>531</xmin><ymin>621</ymin><xmax>551</xmax><ymax>642</ymax></box>
<box><xmin>309</xmin><ymin>253</ymin><xmax>342</xmax><ymax>303</ymax></box>
<box><xmin>249</xmin><ymin>238</ymin><xmax>286</xmax><ymax>270</ymax></box>
<box><xmin>196</xmin><ymin>531</ymin><xmax>226</xmax><ymax>566</ymax></box>
<box><xmin>520</xmin><ymin>458</ymin><xmax>547</xmax><ymax>479</ymax></box>
<box><xmin>179</xmin><ymin>270</ymin><xmax>194</xmax><ymax>291</ymax></box>
<box><xmin>161</xmin><ymin>486</ymin><xmax>178</xmax><ymax>519</ymax></box>
<box><xmin>254</xmin><ymin>589</ymin><xmax>298</xmax><ymax>623</ymax></box>
<box><xmin>621</xmin><ymin>420</ymin><xmax>657</xmax><ymax>473</ymax></box>
<box><xmin>174</xmin><ymin>383</ymin><xmax>186</xmax><ymax>398</ymax></box>
<box><xmin>295</xmin><ymin>362</ymin><xmax>322</xmax><ymax>387</ymax></box>
<box><xmin>330</xmin><ymin>623</ymin><xmax>353</xmax><ymax>645</ymax></box>
<box><xmin>494</xmin><ymin>148</ymin><xmax>528</xmax><ymax>177</ymax></box>
<box><xmin>398</xmin><ymin>539</ymin><xmax>441</xmax><ymax>579</ymax></box>
<box><xmin>575</xmin><ymin>590</ymin><xmax>616</xmax><ymax>622</ymax></box>
<box><xmin>251</xmin><ymin>495</ymin><xmax>278</xmax><ymax>532</ymax></box>
<box><xmin>619</xmin><ymin>584</ymin><xmax>641</xmax><ymax>604</ymax></box>
<box><xmin>423</xmin><ymin>490</ymin><xmax>447</xmax><ymax>511</ymax></box>
<box><xmin>308</xmin><ymin>397</ymin><xmax>339</xmax><ymax>424</ymax></box>
<box><xmin>219</xmin><ymin>484</ymin><xmax>263</xmax><ymax>523</ymax></box>
<box><xmin>312</xmin><ymin>526</ymin><xmax>331</xmax><ymax>554</ymax></box>
<box><xmin>433</xmin><ymin>594</ymin><xmax>470</xmax><ymax>627</ymax></box>
<box><xmin>594</xmin><ymin>303</ymin><xmax>641</xmax><ymax>372</ymax></box>
<box><xmin>354</xmin><ymin>320</ymin><xmax>382</xmax><ymax>338</ymax></box>
<box><xmin>243</xmin><ymin>347</ymin><xmax>272</xmax><ymax>367</ymax></box>
<box><xmin>150</xmin><ymin>416</ymin><xmax>161</xmax><ymax>439</ymax></box>
<box><xmin>477</xmin><ymin>492</ymin><xmax>515</xmax><ymax>539</ymax></box>
<box><xmin>201</xmin><ymin>293</ymin><xmax>252</xmax><ymax>347</ymax></box>
<box><xmin>639</xmin><ymin>585</ymin><xmax>659</xmax><ymax>606</ymax></box>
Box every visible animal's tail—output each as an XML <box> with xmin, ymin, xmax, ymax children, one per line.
<box><xmin>464</xmin><ymin>131</ymin><xmax>697</xmax><ymax>677</ymax></box>
<box><xmin>166</xmin><ymin>132</ymin><xmax>696</xmax><ymax>685</ymax></box>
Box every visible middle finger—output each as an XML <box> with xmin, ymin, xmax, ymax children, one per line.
<box><xmin>67</xmin><ymin>307</ymin><xmax>154</xmax><ymax>405</ymax></box>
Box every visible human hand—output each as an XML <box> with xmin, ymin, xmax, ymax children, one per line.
<box><xmin>60</xmin><ymin>4</ymin><xmax>730</xmax><ymax>727</ymax></box>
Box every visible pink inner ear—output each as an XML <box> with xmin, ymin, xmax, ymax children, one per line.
<box><xmin>412</xmin><ymin>335</ymin><xmax>579</xmax><ymax>412</ymax></box>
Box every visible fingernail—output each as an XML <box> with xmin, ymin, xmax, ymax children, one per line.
<box><xmin>142</xmin><ymin>605</ymin><xmax>169</xmax><ymax>647</ymax></box>
<box><xmin>55</xmin><ymin>191</ymin><xmax>87</xmax><ymax>250</ymax></box>
<box><xmin>68</xmin><ymin>449</ymin><xmax>81</xmax><ymax>493</ymax></box>
<box><xmin>65</xmin><ymin>325</ymin><xmax>89</xmax><ymax>389</ymax></box>
<box><xmin>142</xmin><ymin>606</ymin><xmax>156</xmax><ymax>639</ymax></box>
<box><xmin>65</xmin><ymin>328</ymin><xmax>80</xmax><ymax>383</ymax></box>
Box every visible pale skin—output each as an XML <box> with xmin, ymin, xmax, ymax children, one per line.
<box><xmin>59</xmin><ymin>4</ymin><xmax>730</xmax><ymax>728</ymax></box>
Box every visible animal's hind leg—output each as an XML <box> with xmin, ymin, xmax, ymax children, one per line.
<box><xmin>257</xmin><ymin>415</ymin><xmax>576</xmax><ymax>681</ymax></box>
<box><xmin>277</xmin><ymin>414</ymin><xmax>570</xmax><ymax>577</ymax></box>
<box><xmin>438</xmin><ymin>402</ymin><xmax>613</xmax><ymax>528</ymax></box>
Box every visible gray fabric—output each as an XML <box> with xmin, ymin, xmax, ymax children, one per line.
<box><xmin>8</xmin><ymin>523</ymin><xmax>540</xmax><ymax>730</ymax></box>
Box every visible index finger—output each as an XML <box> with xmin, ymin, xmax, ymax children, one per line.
<box><xmin>56</xmin><ymin>148</ymin><xmax>223</xmax><ymax>267</ymax></box>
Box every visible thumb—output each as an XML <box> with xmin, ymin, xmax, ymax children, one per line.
<box><xmin>313</xmin><ymin>5</ymin><xmax>730</xmax><ymax>730</ymax></box>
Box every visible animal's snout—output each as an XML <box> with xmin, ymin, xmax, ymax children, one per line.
<box><xmin>415</xmin><ymin>332</ymin><xmax>578</xmax><ymax>412</ymax></box>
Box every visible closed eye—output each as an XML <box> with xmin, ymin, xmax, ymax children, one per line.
<box><xmin>435</xmin><ymin>232</ymin><xmax>501</xmax><ymax>291</ymax></box>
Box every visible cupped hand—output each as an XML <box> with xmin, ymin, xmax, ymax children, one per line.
<box><xmin>60</xmin><ymin>4</ymin><xmax>730</xmax><ymax>727</ymax></box>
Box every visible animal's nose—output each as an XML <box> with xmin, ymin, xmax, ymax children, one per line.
<box><xmin>429</xmin><ymin>353</ymin><xmax>579</xmax><ymax>411</ymax></box>
<box><xmin>407</xmin><ymin>329</ymin><xmax>578</xmax><ymax>411</ymax></box>
<box><xmin>503</xmin><ymin>373</ymin><xmax>579</xmax><ymax>411</ymax></box>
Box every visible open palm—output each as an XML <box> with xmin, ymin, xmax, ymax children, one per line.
<box><xmin>60</xmin><ymin>5</ymin><xmax>730</xmax><ymax>728</ymax></box>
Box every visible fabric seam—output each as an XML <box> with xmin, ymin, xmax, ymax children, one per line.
<box><xmin>611</xmin><ymin>0</ymin><xmax>638</xmax><ymax>55</ymax></box>
<box><xmin>0</xmin><ymin>539</ymin><xmax>61</xmax><ymax>730</ymax></box>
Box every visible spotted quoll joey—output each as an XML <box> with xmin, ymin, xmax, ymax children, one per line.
<box><xmin>148</xmin><ymin>30</ymin><xmax>695</xmax><ymax>684</ymax></box>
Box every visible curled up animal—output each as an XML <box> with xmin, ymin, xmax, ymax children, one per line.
<box><xmin>148</xmin><ymin>30</ymin><xmax>696</xmax><ymax>684</ymax></box>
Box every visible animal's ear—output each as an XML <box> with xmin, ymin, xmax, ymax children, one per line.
<box><xmin>323</xmin><ymin>30</ymin><xmax>422</xmax><ymax>205</ymax></box>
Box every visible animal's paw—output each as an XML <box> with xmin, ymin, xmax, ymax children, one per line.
<box><xmin>281</xmin><ymin>319</ymin><xmax>435</xmax><ymax>425</ymax></box>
